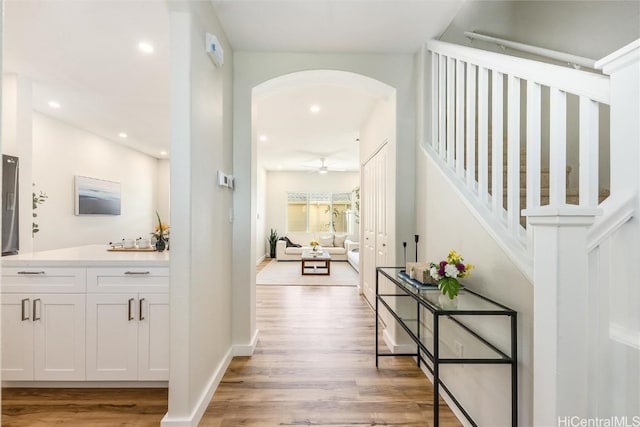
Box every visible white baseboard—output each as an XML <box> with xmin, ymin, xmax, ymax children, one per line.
<box><xmin>382</xmin><ymin>328</ymin><xmax>418</xmax><ymax>354</ymax></box>
<box><xmin>256</xmin><ymin>254</ymin><xmax>266</xmax><ymax>265</ymax></box>
<box><xmin>418</xmin><ymin>363</ymin><xmax>472</xmax><ymax>427</ymax></box>
<box><xmin>233</xmin><ymin>329</ymin><xmax>259</xmax><ymax>356</ymax></box>
<box><xmin>160</xmin><ymin>348</ymin><xmax>233</xmax><ymax>427</ymax></box>
<box><xmin>2</xmin><ymin>380</ymin><xmax>167</xmax><ymax>388</ymax></box>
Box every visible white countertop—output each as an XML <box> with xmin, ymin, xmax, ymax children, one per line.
<box><xmin>1</xmin><ymin>244</ymin><xmax>170</xmax><ymax>267</ymax></box>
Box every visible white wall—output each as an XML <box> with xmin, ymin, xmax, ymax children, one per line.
<box><xmin>233</xmin><ymin>53</ymin><xmax>417</xmax><ymax>352</ymax></box>
<box><xmin>156</xmin><ymin>158</ymin><xmax>170</xmax><ymax>227</ymax></box>
<box><xmin>2</xmin><ymin>74</ymin><xmax>33</xmax><ymax>253</ymax></box>
<box><xmin>360</xmin><ymin>97</ymin><xmax>396</xmax><ymax>163</ymax></box>
<box><xmin>31</xmin><ymin>113</ymin><xmax>159</xmax><ymax>251</ymax></box>
<box><xmin>416</xmin><ymin>146</ymin><xmax>533</xmax><ymax>426</ymax></box>
<box><xmin>255</xmin><ymin>165</ymin><xmax>266</xmax><ymax>262</ymax></box>
<box><xmin>165</xmin><ymin>2</ymin><xmax>234</xmax><ymax>425</ymax></box>
<box><xmin>264</xmin><ymin>170</ymin><xmax>359</xmax><ymax>239</ymax></box>
<box><xmin>439</xmin><ymin>1</ymin><xmax>639</xmax><ymax>59</ymax></box>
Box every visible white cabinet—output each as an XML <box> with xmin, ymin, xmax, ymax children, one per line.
<box><xmin>1</xmin><ymin>268</ymin><xmax>86</xmax><ymax>381</ymax></box>
<box><xmin>1</xmin><ymin>295</ymin><xmax>35</xmax><ymax>380</ymax></box>
<box><xmin>86</xmin><ymin>268</ymin><xmax>169</xmax><ymax>381</ymax></box>
<box><xmin>1</xmin><ymin>293</ymin><xmax>85</xmax><ymax>381</ymax></box>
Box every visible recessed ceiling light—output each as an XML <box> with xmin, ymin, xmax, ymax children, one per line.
<box><xmin>276</xmin><ymin>165</ymin><xmax>283</xmax><ymax>170</ymax></box>
<box><xmin>259</xmin><ymin>135</ymin><xmax>268</xmax><ymax>142</ymax></box>
<box><xmin>118</xmin><ymin>132</ymin><xmax>128</xmax><ymax>139</ymax></box>
<box><xmin>48</xmin><ymin>101</ymin><xmax>61</xmax><ymax>109</ymax></box>
<box><xmin>138</xmin><ymin>42</ymin><xmax>154</xmax><ymax>53</ymax></box>
<box><xmin>160</xmin><ymin>151</ymin><xmax>168</xmax><ymax>156</ymax></box>
<box><xmin>309</xmin><ymin>104</ymin><xmax>321</xmax><ymax>114</ymax></box>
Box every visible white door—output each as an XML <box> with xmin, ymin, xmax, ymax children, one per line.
<box><xmin>375</xmin><ymin>145</ymin><xmax>390</xmax><ymax>268</ymax></box>
<box><xmin>361</xmin><ymin>157</ymin><xmax>377</xmax><ymax>306</ymax></box>
<box><xmin>138</xmin><ymin>293</ymin><xmax>170</xmax><ymax>380</ymax></box>
<box><xmin>86</xmin><ymin>293</ymin><xmax>138</xmax><ymax>380</ymax></box>
<box><xmin>1</xmin><ymin>295</ymin><xmax>34</xmax><ymax>380</ymax></box>
<box><xmin>33</xmin><ymin>294</ymin><xmax>86</xmax><ymax>380</ymax></box>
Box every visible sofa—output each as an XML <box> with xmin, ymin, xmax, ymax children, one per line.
<box><xmin>347</xmin><ymin>247</ymin><xmax>360</xmax><ymax>272</ymax></box>
<box><xmin>276</xmin><ymin>232</ymin><xmax>358</xmax><ymax>261</ymax></box>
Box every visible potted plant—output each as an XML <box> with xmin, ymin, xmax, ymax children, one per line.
<box><xmin>268</xmin><ymin>228</ymin><xmax>279</xmax><ymax>258</ymax></box>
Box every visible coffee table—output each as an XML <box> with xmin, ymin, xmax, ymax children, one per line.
<box><xmin>300</xmin><ymin>250</ymin><xmax>331</xmax><ymax>275</ymax></box>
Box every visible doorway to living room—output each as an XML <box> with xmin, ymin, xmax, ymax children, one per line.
<box><xmin>252</xmin><ymin>70</ymin><xmax>395</xmax><ymax>296</ymax></box>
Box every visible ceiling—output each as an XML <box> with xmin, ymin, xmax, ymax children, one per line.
<box><xmin>3</xmin><ymin>0</ymin><xmax>463</xmax><ymax>165</ymax></box>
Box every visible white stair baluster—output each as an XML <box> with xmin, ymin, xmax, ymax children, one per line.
<box><xmin>507</xmin><ymin>75</ymin><xmax>521</xmax><ymax>231</ymax></box>
<box><xmin>549</xmin><ymin>88</ymin><xmax>568</xmax><ymax>206</ymax></box>
<box><xmin>447</xmin><ymin>57</ymin><xmax>456</xmax><ymax>166</ymax></box>
<box><xmin>456</xmin><ymin>59</ymin><xmax>466</xmax><ymax>178</ymax></box>
<box><xmin>431</xmin><ymin>52</ymin><xmax>439</xmax><ymax>150</ymax></box>
<box><xmin>439</xmin><ymin>54</ymin><xmax>447</xmax><ymax>157</ymax></box>
<box><xmin>478</xmin><ymin>66</ymin><xmax>489</xmax><ymax>205</ymax></box>
<box><xmin>579</xmin><ymin>96</ymin><xmax>599</xmax><ymax>207</ymax></box>
<box><xmin>526</xmin><ymin>81</ymin><xmax>542</xmax><ymax>210</ymax></box>
<box><xmin>466</xmin><ymin>63</ymin><xmax>477</xmax><ymax>191</ymax></box>
<box><xmin>491</xmin><ymin>71</ymin><xmax>504</xmax><ymax>217</ymax></box>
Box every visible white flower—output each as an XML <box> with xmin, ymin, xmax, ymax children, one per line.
<box><xmin>430</xmin><ymin>267</ymin><xmax>441</xmax><ymax>280</ymax></box>
<box><xmin>444</xmin><ymin>263</ymin><xmax>459</xmax><ymax>278</ymax></box>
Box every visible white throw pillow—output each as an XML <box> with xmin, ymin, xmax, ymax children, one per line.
<box><xmin>334</xmin><ymin>234</ymin><xmax>347</xmax><ymax>248</ymax></box>
<box><xmin>319</xmin><ymin>235</ymin><xmax>334</xmax><ymax>247</ymax></box>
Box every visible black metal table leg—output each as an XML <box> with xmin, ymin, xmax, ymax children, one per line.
<box><xmin>433</xmin><ymin>313</ymin><xmax>439</xmax><ymax>427</ymax></box>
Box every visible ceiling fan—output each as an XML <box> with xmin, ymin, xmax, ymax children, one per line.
<box><xmin>305</xmin><ymin>157</ymin><xmax>346</xmax><ymax>174</ymax></box>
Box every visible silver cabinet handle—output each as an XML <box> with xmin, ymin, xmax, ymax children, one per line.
<box><xmin>128</xmin><ymin>298</ymin><xmax>135</xmax><ymax>321</ymax></box>
<box><xmin>125</xmin><ymin>271</ymin><xmax>150</xmax><ymax>275</ymax></box>
<box><xmin>21</xmin><ymin>298</ymin><xmax>30</xmax><ymax>321</ymax></box>
<box><xmin>18</xmin><ymin>271</ymin><xmax>45</xmax><ymax>275</ymax></box>
<box><xmin>139</xmin><ymin>298</ymin><xmax>145</xmax><ymax>321</ymax></box>
<box><xmin>33</xmin><ymin>299</ymin><xmax>41</xmax><ymax>321</ymax></box>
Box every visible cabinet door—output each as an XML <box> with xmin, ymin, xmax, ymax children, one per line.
<box><xmin>1</xmin><ymin>295</ymin><xmax>34</xmax><ymax>380</ymax></box>
<box><xmin>86</xmin><ymin>294</ymin><xmax>138</xmax><ymax>380</ymax></box>
<box><xmin>138</xmin><ymin>293</ymin><xmax>170</xmax><ymax>380</ymax></box>
<box><xmin>33</xmin><ymin>294</ymin><xmax>86</xmax><ymax>380</ymax></box>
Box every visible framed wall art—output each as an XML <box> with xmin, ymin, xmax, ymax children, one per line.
<box><xmin>74</xmin><ymin>176</ymin><xmax>121</xmax><ymax>215</ymax></box>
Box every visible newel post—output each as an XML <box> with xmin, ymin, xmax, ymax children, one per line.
<box><xmin>595</xmin><ymin>40</ymin><xmax>640</xmax><ymax>195</ymax></box>
<box><xmin>523</xmin><ymin>206</ymin><xmax>600</xmax><ymax>427</ymax></box>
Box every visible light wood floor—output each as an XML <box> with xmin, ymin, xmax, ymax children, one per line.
<box><xmin>2</xmin><ymin>261</ymin><xmax>461</xmax><ymax>426</ymax></box>
<box><xmin>200</xmin><ymin>284</ymin><xmax>461</xmax><ymax>426</ymax></box>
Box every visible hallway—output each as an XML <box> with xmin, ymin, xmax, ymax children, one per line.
<box><xmin>200</xmin><ymin>284</ymin><xmax>461</xmax><ymax>426</ymax></box>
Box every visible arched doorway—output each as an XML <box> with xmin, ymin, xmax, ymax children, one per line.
<box><xmin>231</xmin><ymin>65</ymin><xmax>408</xmax><ymax>354</ymax></box>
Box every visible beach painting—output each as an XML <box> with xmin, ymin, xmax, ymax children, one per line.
<box><xmin>75</xmin><ymin>176</ymin><xmax>121</xmax><ymax>215</ymax></box>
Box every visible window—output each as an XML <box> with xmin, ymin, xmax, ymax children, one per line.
<box><xmin>287</xmin><ymin>191</ymin><xmax>352</xmax><ymax>233</ymax></box>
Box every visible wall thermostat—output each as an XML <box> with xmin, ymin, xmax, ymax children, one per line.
<box><xmin>217</xmin><ymin>171</ymin><xmax>234</xmax><ymax>189</ymax></box>
<box><xmin>205</xmin><ymin>33</ymin><xmax>224</xmax><ymax>67</ymax></box>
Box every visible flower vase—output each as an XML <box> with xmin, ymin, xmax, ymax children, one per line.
<box><xmin>438</xmin><ymin>293</ymin><xmax>458</xmax><ymax>309</ymax></box>
<box><xmin>155</xmin><ymin>236</ymin><xmax>166</xmax><ymax>252</ymax></box>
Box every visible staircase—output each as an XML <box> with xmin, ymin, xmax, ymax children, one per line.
<box><xmin>422</xmin><ymin>38</ymin><xmax>640</xmax><ymax>426</ymax></box>
<box><xmin>482</xmin><ymin>142</ymin><xmax>610</xmax><ymax>226</ymax></box>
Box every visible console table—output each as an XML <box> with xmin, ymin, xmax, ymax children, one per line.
<box><xmin>375</xmin><ymin>267</ymin><xmax>518</xmax><ymax>427</ymax></box>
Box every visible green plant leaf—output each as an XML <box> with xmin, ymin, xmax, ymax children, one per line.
<box><xmin>438</xmin><ymin>277</ymin><xmax>460</xmax><ymax>299</ymax></box>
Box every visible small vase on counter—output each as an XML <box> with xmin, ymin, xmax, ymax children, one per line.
<box><xmin>155</xmin><ymin>236</ymin><xmax>166</xmax><ymax>252</ymax></box>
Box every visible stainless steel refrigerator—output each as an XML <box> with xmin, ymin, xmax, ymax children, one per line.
<box><xmin>2</xmin><ymin>154</ymin><xmax>19</xmax><ymax>255</ymax></box>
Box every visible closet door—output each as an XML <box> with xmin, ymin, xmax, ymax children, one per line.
<box><xmin>375</xmin><ymin>145</ymin><xmax>389</xmax><ymax>269</ymax></box>
<box><xmin>361</xmin><ymin>157</ymin><xmax>376</xmax><ymax>306</ymax></box>
<box><xmin>361</xmin><ymin>144</ymin><xmax>390</xmax><ymax>307</ymax></box>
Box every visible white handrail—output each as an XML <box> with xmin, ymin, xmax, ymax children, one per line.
<box><xmin>464</xmin><ymin>31</ymin><xmax>597</xmax><ymax>70</ymax></box>
<box><xmin>428</xmin><ymin>40</ymin><xmax>610</xmax><ymax>104</ymax></box>
<box><xmin>586</xmin><ymin>191</ymin><xmax>637</xmax><ymax>252</ymax></box>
